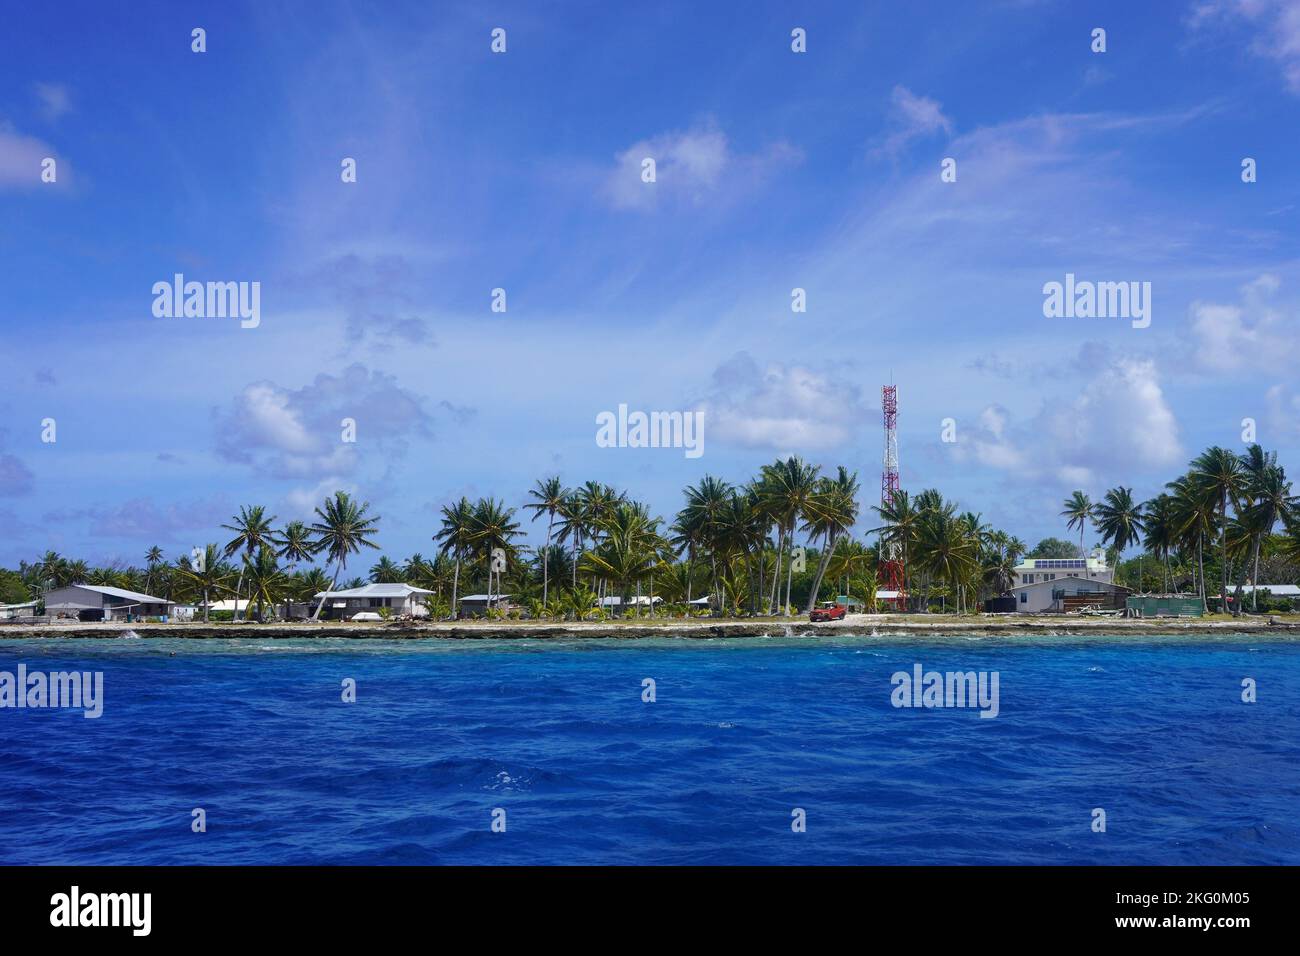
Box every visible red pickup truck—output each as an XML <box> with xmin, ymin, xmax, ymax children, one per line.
<box><xmin>810</xmin><ymin>602</ymin><xmax>847</xmax><ymax>622</ymax></box>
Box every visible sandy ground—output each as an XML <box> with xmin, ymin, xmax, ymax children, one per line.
<box><xmin>1</xmin><ymin>612</ymin><xmax>1297</xmax><ymax>640</ymax></box>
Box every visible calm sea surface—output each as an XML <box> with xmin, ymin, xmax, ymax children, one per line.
<box><xmin>1</xmin><ymin>633</ymin><xmax>1296</xmax><ymax>865</ymax></box>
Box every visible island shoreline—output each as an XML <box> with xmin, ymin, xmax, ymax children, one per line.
<box><xmin>2</xmin><ymin>614</ymin><xmax>1297</xmax><ymax>640</ymax></box>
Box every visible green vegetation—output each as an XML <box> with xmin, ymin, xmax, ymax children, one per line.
<box><xmin>4</xmin><ymin>444</ymin><xmax>1298</xmax><ymax>623</ymax></box>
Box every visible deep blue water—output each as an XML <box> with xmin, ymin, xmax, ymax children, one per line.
<box><xmin>1</xmin><ymin>633</ymin><xmax>1297</xmax><ymax>865</ymax></box>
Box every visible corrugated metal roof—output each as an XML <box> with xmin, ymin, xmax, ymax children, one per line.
<box><xmin>312</xmin><ymin>583</ymin><xmax>435</xmax><ymax>599</ymax></box>
<box><xmin>1009</xmin><ymin>575</ymin><xmax>1128</xmax><ymax>592</ymax></box>
<box><xmin>51</xmin><ymin>583</ymin><xmax>171</xmax><ymax>604</ymax></box>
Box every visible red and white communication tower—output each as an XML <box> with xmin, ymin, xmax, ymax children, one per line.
<box><xmin>880</xmin><ymin>384</ymin><xmax>906</xmax><ymax>610</ymax></box>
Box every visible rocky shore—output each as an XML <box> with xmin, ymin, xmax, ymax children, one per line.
<box><xmin>2</xmin><ymin>613</ymin><xmax>1297</xmax><ymax>640</ymax></box>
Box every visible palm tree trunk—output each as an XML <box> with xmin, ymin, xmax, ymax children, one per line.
<box><xmin>1197</xmin><ymin>536</ymin><xmax>1208</xmax><ymax>613</ymax></box>
<box><xmin>1251</xmin><ymin>534</ymin><xmax>1262</xmax><ymax>612</ymax></box>
<box><xmin>542</xmin><ymin>513</ymin><xmax>553</xmax><ymax>605</ymax></box>
<box><xmin>709</xmin><ymin>553</ymin><xmax>720</xmax><ymax>616</ymax></box>
<box><xmin>450</xmin><ymin>555</ymin><xmax>461</xmax><ymax>619</ymax></box>
<box><xmin>232</xmin><ymin>567</ymin><xmax>245</xmax><ymax>622</ymax></box>
<box><xmin>312</xmin><ymin>558</ymin><xmax>342</xmax><ymax>621</ymax></box>
<box><xmin>804</xmin><ymin>530</ymin><xmax>838</xmax><ymax>613</ymax></box>
<box><xmin>783</xmin><ymin>536</ymin><xmax>795</xmax><ymax>616</ymax></box>
<box><xmin>769</xmin><ymin>529</ymin><xmax>784</xmax><ymax>613</ymax></box>
<box><xmin>1219</xmin><ymin>494</ymin><xmax>1229</xmax><ymax>614</ymax></box>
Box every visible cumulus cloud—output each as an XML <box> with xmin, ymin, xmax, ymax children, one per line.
<box><xmin>280</xmin><ymin>477</ymin><xmax>357</xmax><ymax>519</ymax></box>
<box><xmin>1189</xmin><ymin>0</ymin><xmax>1300</xmax><ymax>93</ymax></box>
<box><xmin>872</xmin><ymin>85</ymin><xmax>953</xmax><ymax>157</ymax></box>
<box><xmin>214</xmin><ymin>363</ymin><xmax>432</xmax><ymax>479</ymax></box>
<box><xmin>695</xmin><ymin>352</ymin><xmax>871</xmax><ymax>453</ymax></box>
<box><xmin>1189</xmin><ymin>274</ymin><xmax>1295</xmax><ymax>372</ymax></box>
<box><xmin>955</xmin><ymin>355</ymin><xmax>1182</xmax><ymax>486</ymax></box>
<box><xmin>603</xmin><ymin>122</ymin><xmax>801</xmax><ymax>211</ymax></box>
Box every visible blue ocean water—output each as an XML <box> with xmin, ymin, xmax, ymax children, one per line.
<box><xmin>0</xmin><ymin>633</ymin><xmax>1297</xmax><ymax>865</ymax></box>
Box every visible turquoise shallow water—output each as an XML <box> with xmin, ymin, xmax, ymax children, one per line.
<box><xmin>0</xmin><ymin>632</ymin><xmax>1296</xmax><ymax>865</ymax></box>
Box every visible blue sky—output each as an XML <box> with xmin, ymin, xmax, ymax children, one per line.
<box><xmin>1</xmin><ymin>0</ymin><xmax>1299</xmax><ymax>567</ymax></box>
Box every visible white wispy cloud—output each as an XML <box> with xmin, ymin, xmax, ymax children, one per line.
<box><xmin>872</xmin><ymin>85</ymin><xmax>953</xmax><ymax>157</ymax></box>
<box><xmin>33</xmin><ymin>82</ymin><xmax>72</xmax><ymax>122</ymax></box>
<box><xmin>1189</xmin><ymin>0</ymin><xmax>1300</xmax><ymax>93</ymax></box>
<box><xmin>603</xmin><ymin>122</ymin><xmax>801</xmax><ymax>211</ymax></box>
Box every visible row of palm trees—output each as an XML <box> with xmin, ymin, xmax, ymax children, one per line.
<box><xmin>24</xmin><ymin>490</ymin><xmax>381</xmax><ymax>622</ymax></box>
<box><xmin>1058</xmin><ymin>444</ymin><xmax>1298</xmax><ymax>614</ymax></box>
<box><xmin>13</xmin><ymin>444</ymin><xmax>1300</xmax><ymax>621</ymax></box>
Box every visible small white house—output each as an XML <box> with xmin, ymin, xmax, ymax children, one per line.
<box><xmin>0</xmin><ymin>601</ymin><xmax>39</xmax><ymax>621</ymax></box>
<box><xmin>1010</xmin><ymin>575</ymin><xmax>1126</xmax><ymax>613</ymax></box>
<box><xmin>598</xmin><ymin>595</ymin><xmax>663</xmax><ymax>609</ymax></box>
<box><xmin>312</xmin><ymin>583</ymin><xmax>435</xmax><ymax>620</ymax></box>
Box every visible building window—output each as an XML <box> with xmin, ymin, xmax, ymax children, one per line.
<box><xmin>1024</xmin><ymin>574</ymin><xmax>1034</xmax><ymax>584</ymax></box>
<box><xmin>1020</xmin><ymin>593</ymin><xmax>1028</xmax><ymax>604</ymax></box>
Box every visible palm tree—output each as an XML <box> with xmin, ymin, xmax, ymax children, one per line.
<box><xmin>144</xmin><ymin>546</ymin><xmax>165</xmax><ymax>595</ymax></box>
<box><xmin>678</xmin><ymin>475</ymin><xmax>735</xmax><ymax>615</ymax></box>
<box><xmin>178</xmin><ymin>544</ymin><xmax>232</xmax><ymax>623</ymax></box>
<box><xmin>982</xmin><ymin>550</ymin><xmax>1018</xmax><ymax>599</ymax></box>
<box><xmin>553</xmin><ymin>492</ymin><xmax>588</xmax><ymax>591</ymax></box>
<box><xmin>525</xmin><ymin>477</ymin><xmax>569</xmax><ymax>606</ymax></box>
<box><xmin>756</xmin><ymin>456</ymin><xmax>821</xmax><ymax>616</ymax></box>
<box><xmin>914</xmin><ymin>505</ymin><xmax>977</xmax><ymax>612</ymax></box>
<box><xmin>802</xmin><ymin>466</ymin><xmax>860</xmax><ymax>612</ymax></box>
<box><xmin>35</xmin><ymin>551</ymin><xmax>70</xmax><ymax>590</ymax></box>
<box><xmin>1189</xmin><ymin>447</ymin><xmax>1248</xmax><ymax>613</ymax></box>
<box><xmin>369</xmin><ymin>556</ymin><xmax>405</xmax><ymax>583</ymax></box>
<box><xmin>1141</xmin><ymin>493</ymin><xmax>1177</xmax><ymax>594</ymax></box>
<box><xmin>434</xmin><ymin>497</ymin><xmax>476</xmax><ymax>619</ymax></box>
<box><xmin>469</xmin><ymin>497</ymin><xmax>524</xmax><ymax>610</ymax></box>
<box><xmin>1092</xmin><ymin>487</ymin><xmax>1146</xmax><ymax>589</ymax></box>
<box><xmin>1167</xmin><ymin>473</ymin><xmax>1216</xmax><ymax>612</ymax></box>
<box><xmin>581</xmin><ymin>502</ymin><xmax>662</xmax><ymax>614</ymax></box>
<box><xmin>274</xmin><ymin>520</ymin><xmax>315</xmax><ymax>618</ymax></box>
<box><xmin>243</xmin><ymin>546</ymin><xmax>288</xmax><ymax>622</ymax></box>
<box><xmin>1060</xmin><ymin>491</ymin><xmax>1094</xmax><ymax>559</ymax></box>
<box><xmin>309</xmin><ymin>492</ymin><xmax>381</xmax><ymax>620</ymax></box>
<box><xmin>1238</xmin><ymin>450</ymin><xmax>1295</xmax><ymax>612</ymax></box>
<box><xmin>870</xmin><ymin>489</ymin><xmax>919</xmax><ymax>608</ymax></box>
<box><xmin>221</xmin><ymin>505</ymin><xmax>279</xmax><ymax>622</ymax></box>
<box><xmin>294</xmin><ymin>567</ymin><xmax>332</xmax><ymax>612</ymax></box>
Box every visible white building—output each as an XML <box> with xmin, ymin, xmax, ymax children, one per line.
<box><xmin>598</xmin><ymin>596</ymin><xmax>663</xmax><ymax>609</ymax></box>
<box><xmin>1009</xmin><ymin>575</ymin><xmax>1128</xmax><ymax>613</ymax></box>
<box><xmin>1012</xmin><ymin>548</ymin><xmax>1112</xmax><ymax>589</ymax></box>
<box><xmin>0</xmin><ymin>601</ymin><xmax>39</xmax><ymax>621</ymax></box>
<box><xmin>312</xmin><ymin>583</ymin><xmax>435</xmax><ymax>620</ymax></box>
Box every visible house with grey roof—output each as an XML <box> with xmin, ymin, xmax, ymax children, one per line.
<box><xmin>312</xmin><ymin>582</ymin><xmax>435</xmax><ymax>620</ymax></box>
<box><xmin>42</xmin><ymin>584</ymin><xmax>175</xmax><ymax>621</ymax></box>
